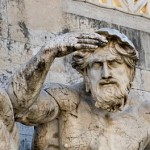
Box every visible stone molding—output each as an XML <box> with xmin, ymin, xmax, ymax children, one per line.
<box><xmin>63</xmin><ymin>0</ymin><xmax>150</xmax><ymax>33</ymax></box>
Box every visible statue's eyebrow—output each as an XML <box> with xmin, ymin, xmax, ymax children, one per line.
<box><xmin>87</xmin><ymin>60</ymin><xmax>103</xmax><ymax>68</ymax></box>
<box><xmin>107</xmin><ymin>57</ymin><xmax>123</xmax><ymax>62</ymax></box>
<box><xmin>88</xmin><ymin>59</ymin><xmax>101</xmax><ymax>64</ymax></box>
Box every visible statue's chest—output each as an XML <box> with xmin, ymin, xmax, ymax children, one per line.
<box><xmin>59</xmin><ymin>101</ymin><xmax>149</xmax><ymax>150</ymax></box>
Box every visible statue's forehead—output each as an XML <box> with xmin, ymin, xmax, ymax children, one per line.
<box><xmin>88</xmin><ymin>46</ymin><xmax>121</xmax><ymax>62</ymax></box>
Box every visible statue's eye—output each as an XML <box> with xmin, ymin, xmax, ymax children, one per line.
<box><xmin>92</xmin><ymin>62</ymin><xmax>102</xmax><ymax>70</ymax></box>
<box><xmin>108</xmin><ymin>59</ymin><xmax>123</xmax><ymax>67</ymax></box>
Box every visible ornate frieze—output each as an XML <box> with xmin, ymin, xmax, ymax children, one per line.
<box><xmin>83</xmin><ymin>0</ymin><xmax>150</xmax><ymax>18</ymax></box>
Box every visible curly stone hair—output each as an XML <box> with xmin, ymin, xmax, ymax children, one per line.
<box><xmin>71</xmin><ymin>28</ymin><xmax>139</xmax><ymax>81</ymax></box>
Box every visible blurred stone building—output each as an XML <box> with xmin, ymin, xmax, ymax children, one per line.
<box><xmin>0</xmin><ymin>0</ymin><xmax>150</xmax><ymax>149</ymax></box>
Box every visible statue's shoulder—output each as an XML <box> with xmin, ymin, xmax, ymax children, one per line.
<box><xmin>43</xmin><ymin>82</ymin><xmax>82</xmax><ymax>111</ymax></box>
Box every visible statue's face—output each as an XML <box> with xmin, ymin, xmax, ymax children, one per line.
<box><xmin>87</xmin><ymin>46</ymin><xmax>132</xmax><ymax>112</ymax></box>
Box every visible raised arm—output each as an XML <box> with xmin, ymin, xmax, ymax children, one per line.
<box><xmin>5</xmin><ymin>32</ymin><xmax>107</xmax><ymax>115</ymax></box>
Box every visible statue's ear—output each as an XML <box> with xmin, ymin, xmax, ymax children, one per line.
<box><xmin>84</xmin><ymin>69</ymin><xmax>90</xmax><ymax>93</ymax></box>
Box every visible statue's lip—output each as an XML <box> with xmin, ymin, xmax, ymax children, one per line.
<box><xmin>99</xmin><ymin>81</ymin><xmax>117</xmax><ymax>85</ymax></box>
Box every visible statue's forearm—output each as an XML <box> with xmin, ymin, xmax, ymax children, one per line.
<box><xmin>6</xmin><ymin>46</ymin><xmax>57</xmax><ymax>114</ymax></box>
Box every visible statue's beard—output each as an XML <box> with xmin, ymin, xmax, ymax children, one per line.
<box><xmin>90</xmin><ymin>79</ymin><xmax>129</xmax><ymax>112</ymax></box>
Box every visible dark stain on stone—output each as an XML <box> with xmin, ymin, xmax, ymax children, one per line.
<box><xmin>0</xmin><ymin>73</ymin><xmax>8</xmax><ymax>84</ymax></box>
<box><xmin>61</xmin><ymin>28</ymin><xmax>70</xmax><ymax>34</ymax></box>
<box><xmin>0</xmin><ymin>19</ymin><xmax>2</xmax><ymax>36</ymax></box>
<box><xmin>53</xmin><ymin>132</ymin><xmax>58</xmax><ymax>138</ymax></box>
<box><xmin>47</xmin><ymin>145</ymin><xmax>59</xmax><ymax>149</ymax></box>
<box><xmin>37</xmin><ymin>61</ymin><xmax>46</xmax><ymax>72</ymax></box>
<box><xmin>24</xmin><ymin>43</ymin><xmax>31</xmax><ymax>52</ymax></box>
<box><xmin>0</xmin><ymin>13</ymin><xmax>2</xmax><ymax>20</ymax></box>
<box><xmin>24</xmin><ymin>60</ymin><xmax>46</xmax><ymax>87</ymax></box>
<box><xmin>18</xmin><ymin>21</ymin><xmax>29</xmax><ymax>39</ymax></box>
<box><xmin>105</xmin><ymin>113</ymin><xmax>110</xmax><ymax>120</ymax></box>
<box><xmin>7</xmin><ymin>23</ymin><xmax>11</xmax><ymax>40</ymax></box>
<box><xmin>8</xmin><ymin>58</ymin><xmax>12</xmax><ymax>62</ymax></box>
<box><xmin>7</xmin><ymin>39</ymin><xmax>13</xmax><ymax>51</ymax></box>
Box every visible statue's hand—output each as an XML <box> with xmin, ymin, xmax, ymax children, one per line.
<box><xmin>52</xmin><ymin>32</ymin><xmax>107</xmax><ymax>57</ymax></box>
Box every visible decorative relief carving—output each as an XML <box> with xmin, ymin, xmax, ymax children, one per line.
<box><xmin>86</xmin><ymin>0</ymin><xmax>150</xmax><ymax>17</ymax></box>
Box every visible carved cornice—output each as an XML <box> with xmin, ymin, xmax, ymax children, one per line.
<box><xmin>77</xmin><ymin>0</ymin><xmax>150</xmax><ymax>18</ymax></box>
<box><xmin>63</xmin><ymin>0</ymin><xmax>150</xmax><ymax>33</ymax></box>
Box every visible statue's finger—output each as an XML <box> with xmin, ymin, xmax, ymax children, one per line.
<box><xmin>75</xmin><ymin>44</ymin><xmax>98</xmax><ymax>50</ymax></box>
<box><xmin>77</xmin><ymin>39</ymin><xmax>99</xmax><ymax>44</ymax></box>
<box><xmin>78</xmin><ymin>33</ymin><xmax>108</xmax><ymax>43</ymax></box>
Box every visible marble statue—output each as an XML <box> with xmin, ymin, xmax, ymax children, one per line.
<box><xmin>1</xmin><ymin>28</ymin><xmax>150</xmax><ymax>150</ymax></box>
<box><xmin>0</xmin><ymin>31</ymin><xmax>106</xmax><ymax>150</ymax></box>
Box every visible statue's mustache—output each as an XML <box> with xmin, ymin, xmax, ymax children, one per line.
<box><xmin>99</xmin><ymin>79</ymin><xmax>118</xmax><ymax>86</ymax></box>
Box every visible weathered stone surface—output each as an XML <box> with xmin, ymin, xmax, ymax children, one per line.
<box><xmin>132</xmin><ymin>68</ymin><xmax>142</xmax><ymax>90</ymax></box>
<box><xmin>140</xmin><ymin>31</ymin><xmax>150</xmax><ymax>70</ymax></box>
<box><xmin>0</xmin><ymin>37</ymin><xmax>41</xmax><ymax>80</ymax></box>
<box><xmin>141</xmin><ymin>69</ymin><xmax>150</xmax><ymax>92</ymax></box>
<box><xmin>6</xmin><ymin>0</ymin><xmax>65</xmax><ymax>43</ymax></box>
<box><xmin>0</xmin><ymin>0</ymin><xmax>150</xmax><ymax>149</ymax></box>
<box><xmin>0</xmin><ymin>0</ymin><xmax>8</xmax><ymax>38</ymax></box>
<box><xmin>130</xmin><ymin>89</ymin><xmax>150</xmax><ymax>103</ymax></box>
<box><xmin>132</xmin><ymin>69</ymin><xmax>150</xmax><ymax>93</ymax></box>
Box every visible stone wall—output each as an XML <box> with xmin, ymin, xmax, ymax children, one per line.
<box><xmin>0</xmin><ymin>0</ymin><xmax>150</xmax><ymax>149</ymax></box>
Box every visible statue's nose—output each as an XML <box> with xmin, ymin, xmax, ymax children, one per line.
<box><xmin>101</xmin><ymin>62</ymin><xmax>111</xmax><ymax>79</ymax></box>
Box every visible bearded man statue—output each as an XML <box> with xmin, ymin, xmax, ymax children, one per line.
<box><xmin>4</xmin><ymin>28</ymin><xmax>150</xmax><ymax>150</ymax></box>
